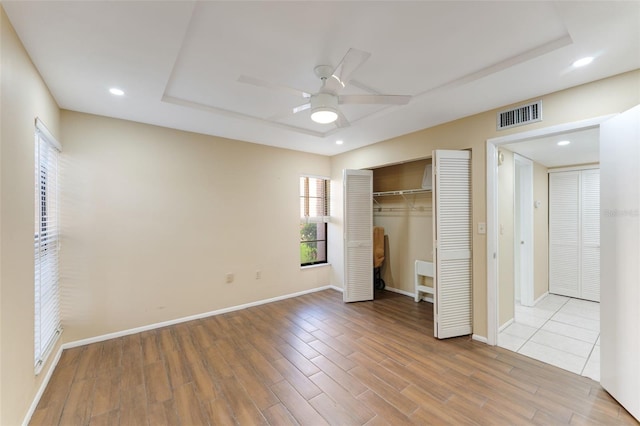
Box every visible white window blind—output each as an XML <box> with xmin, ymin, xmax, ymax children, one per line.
<box><xmin>34</xmin><ymin>118</ymin><xmax>62</xmax><ymax>373</ymax></box>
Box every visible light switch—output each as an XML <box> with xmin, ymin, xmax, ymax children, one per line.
<box><xmin>478</xmin><ymin>222</ymin><xmax>486</xmax><ymax>234</ymax></box>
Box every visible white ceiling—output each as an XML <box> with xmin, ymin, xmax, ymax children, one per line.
<box><xmin>502</xmin><ymin>127</ymin><xmax>600</xmax><ymax>168</ymax></box>
<box><xmin>4</xmin><ymin>1</ymin><xmax>639</xmax><ymax>156</ymax></box>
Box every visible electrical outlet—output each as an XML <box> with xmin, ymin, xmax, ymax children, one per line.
<box><xmin>225</xmin><ymin>273</ymin><xmax>234</xmax><ymax>283</ymax></box>
<box><xmin>255</xmin><ymin>270</ymin><xmax>261</xmax><ymax>280</ymax></box>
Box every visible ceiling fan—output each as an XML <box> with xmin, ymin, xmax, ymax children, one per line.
<box><xmin>238</xmin><ymin>48</ymin><xmax>411</xmax><ymax>127</ymax></box>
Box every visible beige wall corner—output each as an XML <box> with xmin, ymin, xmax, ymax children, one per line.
<box><xmin>1</xmin><ymin>6</ymin><xmax>61</xmax><ymax>425</ymax></box>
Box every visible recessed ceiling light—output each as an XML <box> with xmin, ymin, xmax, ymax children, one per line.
<box><xmin>336</xmin><ymin>140</ymin><xmax>344</xmax><ymax>145</ymax></box>
<box><xmin>109</xmin><ymin>88</ymin><xmax>125</xmax><ymax>96</ymax></box>
<box><xmin>572</xmin><ymin>57</ymin><xmax>593</xmax><ymax>68</ymax></box>
<box><xmin>557</xmin><ymin>140</ymin><xmax>571</xmax><ymax>146</ymax></box>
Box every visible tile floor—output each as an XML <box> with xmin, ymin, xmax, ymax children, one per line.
<box><xmin>498</xmin><ymin>294</ymin><xmax>600</xmax><ymax>381</ymax></box>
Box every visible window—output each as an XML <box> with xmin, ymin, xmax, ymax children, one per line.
<box><xmin>300</xmin><ymin>176</ymin><xmax>329</xmax><ymax>266</ymax></box>
<box><xmin>34</xmin><ymin>118</ymin><xmax>62</xmax><ymax>373</ymax></box>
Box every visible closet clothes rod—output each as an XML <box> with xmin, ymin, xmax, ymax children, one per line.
<box><xmin>372</xmin><ymin>188</ymin><xmax>431</xmax><ymax>210</ymax></box>
<box><xmin>374</xmin><ymin>207</ymin><xmax>431</xmax><ymax>213</ymax></box>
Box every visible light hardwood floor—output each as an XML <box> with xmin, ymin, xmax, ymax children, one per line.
<box><xmin>30</xmin><ymin>289</ymin><xmax>635</xmax><ymax>425</ymax></box>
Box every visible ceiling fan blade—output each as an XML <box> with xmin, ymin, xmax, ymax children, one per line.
<box><xmin>267</xmin><ymin>102</ymin><xmax>310</xmax><ymax>122</ymax></box>
<box><xmin>330</xmin><ymin>48</ymin><xmax>371</xmax><ymax>90</ymax></box>
<box><xmin>338</xmin><ymin>94</ymin><xmax>411</xmax><ymax>105</ymax></box>
<box><xmin>238</xmin><ymin>75</ymin><xmax>311</xmax><ymax>99</ymax></box>
<box><xmin>335</xmin><ymin>110</ymin><xmax>350</xmax><ymax>128</ymax></box>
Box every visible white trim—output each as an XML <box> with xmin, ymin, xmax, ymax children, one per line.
<box><xmin>22</xmin><ymin>346</ymin><xmax>64</xmax><ymax>426</ymax></box>
<box><xmin>487</xmin><ymin>142</ymin><xmax>499</xmax><ymax>346</ymax></box>
<box><xmin>299</xmin><ymin>173</ymin><xmax>331</xmax><ymax>181</ymax></box>
<box><xmin>328</xmin><ymin>285</ymin><xmax>343</xmax><ymax>292</ymax></box>
<box><xmin>35</xmin><ymin>117</ymin><xmax>62</xmax><ymax>152</ymax></box>
<box><xmin>533</xmin><ymin>291</ymin><xmax>549</xmax><ymax>306</ymax></box>
<box><xmin>384</xmin><ymin>286</ymin><xmax>434</xmax><ymax>303</ymax></box>
<box><xmin>488</xmin><ymin>115</ymin><xmax>615</xmax><ymax>146</ymax></box>
<box><xmin>486</xmin><ymin>115</ymin><xmax>614</xmax><ymax>353</ymax></box>
<box><xmin>63</xmin><ymin>285</ymin><xmax>335</xmax><ymax>349</ymax></box>
<box><xmin>548</xmin><ymin>164</ymin><xmax>599</xmax><ymax>174</ymax></box>
<box><xmin>472</xmin><ymin>334</ymin><xmax>489</xmax><ymax>344</ymax></box>
<box><xmin>499</xmin><ymin>317</ymin><xmax>515</xmax><ymax>332</ymax></box>
<box><xmin>300</xmin><ymin>263</ymin><xmax>331</xmax><ymax>270</ymax></box>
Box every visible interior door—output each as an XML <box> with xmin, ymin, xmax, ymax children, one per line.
<box><xmin>515</xmin><ymin>154</ymin><xmax>534</xmax><ymax>306</ymax></box>
<box><xmin>549</xmin><ymin>171</ymin><xmax>580</xmax><ymax>298</ymax></box>
<box><xmin>581</xmin><ymin>169</ymin><xmax>600</xmax><ymax>302</ymax></box>
<box><xmin>433</xmin><ymin>150</ymin><xmax>472</xmax><ymax>338</ymax></box>
<box><xmin>343</xmin><ymin>169</ymin><xmax>373</xmax><ymax>303</ymax></box>
<box><xmin>600</xmin><ymin>105</ymin><xmax>640</xmax><ymax>421</ymax></box>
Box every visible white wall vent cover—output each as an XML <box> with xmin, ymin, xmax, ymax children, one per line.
<box><xmin>497</xmin><ymin>100</ymin><xmax>542</xmax><ymax>130</ymax></box>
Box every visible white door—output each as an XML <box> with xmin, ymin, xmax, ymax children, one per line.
<box><xmin>515</xmin><ymin>154</ymin><xmax>534</xmax><ymax>306</ymax></box>
<box><xmin>549</xmin><ymin>169</ymin><xmax>600</xmax><ymax>302</ymax></box>
<box><xmin>600</xmin><ymin>105</ymin><xmax>640</xmax><ymax>422</ymax></box>
<box><xmin>343</xmin><ymin>169</ymin><xmax>373</xmax><ymax>303</ymax></box>
<box><xmin>581</xmin><ymin>169</ymin><xmax>600</xmax><ymax>302</ymax></box>
<box><xmin>549</xmin><ymin>171</ymin><xmax>580</xmax><ymax>298</ymax></box>
<box><xmin>433</xmin><ymin>150</ymin><xmax>472</xmax><ymax>338</ymax></box>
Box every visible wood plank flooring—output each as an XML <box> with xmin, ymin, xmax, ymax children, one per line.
<box><xmin>30</xmin><ymin>289</ymin><xmax>636</xmax><ymax>425</ymax></box>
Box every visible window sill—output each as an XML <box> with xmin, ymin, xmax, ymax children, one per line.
<box><xmin>300</xmin><ymin>263</ymin><xmax>331</xmax><ymax>270</ymax></box>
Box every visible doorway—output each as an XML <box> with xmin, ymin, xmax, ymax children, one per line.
<box><xmin>486</xmin><ymin>117</ymin><xmax>607</xmax><ymax>378</ymax></box>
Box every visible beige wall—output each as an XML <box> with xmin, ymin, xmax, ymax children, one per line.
<box><xmin>498</xmin><ymin>149</ymin><xmax>515</xmax><ymax>327</ymax></box>
<box><xmin>59</xmin><ymin>111</ymin><xmax>331</xmax><ymax>343</ymax></box>
<box><xmin>330</xmin><ymin>69</ymin><xmax>640</xmax><ymax>339</ymax></box>
<box><xmin>533</xmin><ymin>162</ymin><xmax>549</xmax><ymax>301</ymax></box>
<box><xmin>0</xmin><ymin>7</ymin><xmax>62</xmax><ymax>425</ymax></box>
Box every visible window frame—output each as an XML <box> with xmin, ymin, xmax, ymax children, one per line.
<box><xmin>300</xmin><ymin>175</ymin><xmax>330</xmax><ymax>267</ymax></box>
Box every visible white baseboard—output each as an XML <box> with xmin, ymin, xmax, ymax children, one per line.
<box><xmin>328</xmin><ymin>285</ymin><xmax>343</xmax><ymax>292</ymax></box>
<box><xmin>22</xmin><ymin>345</ymin><xmax>64</xmax><ymax>426</ymax></box>
<box><xmin>472</xmin><ymin>334</ymin><xmax>489</xmax><ymax>344</ymax></box>
<box><xmin>533</xmin><ymin>291</ymin><xmax>549</xmax><ymax>306</ymax></box>
<box><xmin>384</xmin><ymin>286</ymin><xmax>413</xmax><ymax>297</ymax></box>
<box><xmin>499</xmin><ymin>317</ymin><xmax>515</xmax><ymax>332</ymax></box>
<box><xmin>63</xmin><ymin>285</ymin><xmax>336</xmax><ymax>349</ymax></box>
<box><xmin>384</xmin><ymin>286</ymin><xmax>433</xmax><ymax>303</ymax></box>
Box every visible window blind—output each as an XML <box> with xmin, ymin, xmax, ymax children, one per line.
<box><xmin>34</xmin><ymin>118</ymin><xmax>62</xmax><ymax>373</ymax></box>
<box><xmin>299</xmin><ymin>176</ymin><xmax>330</xmax><ymax>223</ymax></box>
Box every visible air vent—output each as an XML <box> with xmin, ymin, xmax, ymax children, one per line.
<box><xmin>497</xmin><ymin>100</ymin><xmax>542</xmax><ymax>130</ymax></box>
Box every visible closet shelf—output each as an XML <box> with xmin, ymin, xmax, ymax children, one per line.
<box><xmin>372</xmin><ymin>188</ymin><xmax>431</xmax><ymax>197</ymax></box>
<box><xmin>373</xmin><ymin>188</ymin><xmax>431</xmax><ymax>210</ymax></box>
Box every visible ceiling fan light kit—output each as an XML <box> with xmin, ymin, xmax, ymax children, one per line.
<box><xmin>310</xmin><ymin>93</ymin><xmax>339</xmax><ymax>124</ymax></box>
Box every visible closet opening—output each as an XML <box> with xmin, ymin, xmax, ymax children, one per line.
<box><xmin>370</xmin><ymin>158</ymin><xmax>433</xmax><ymax>302</ymax></box>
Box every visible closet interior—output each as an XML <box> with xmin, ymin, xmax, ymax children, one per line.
<box><xmin>371</xmin><ymin>158</ymin><xmax>434</xmax><ymax>299</ymax></box>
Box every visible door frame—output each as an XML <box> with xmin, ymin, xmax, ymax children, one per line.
<box><xmin>486</xmin><ymin>115</ymin><xmax>614</xmax><ymax>345</ymax></box>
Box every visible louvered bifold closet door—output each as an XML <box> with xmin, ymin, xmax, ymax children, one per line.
<box><xmin>343</xmin><ymin>169</ymin><xmax>373</xmax><ymax>302</ymax></box>
<box><xmin>549</xmin><ymin>172</ymin><xmax>580</xmax><ymax>298</ymax></box>
<box><xmin>581</xmin><ymin>169</ymin><xmax>600</xmax><ymax>302</ymax></box>
<box><xmin>433</xmin><ymin>150</ymin><xmax>472</xmax><ymax>339</ymax></box>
